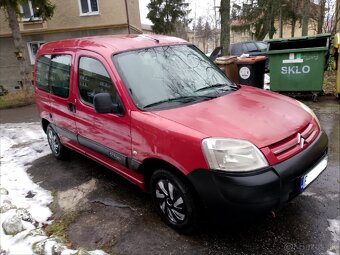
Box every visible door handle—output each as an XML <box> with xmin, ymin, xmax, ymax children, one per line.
<box><xmin>67</xmin><ymin>102</ymin><xmax>76</xmax><ymax>113</ymax></box>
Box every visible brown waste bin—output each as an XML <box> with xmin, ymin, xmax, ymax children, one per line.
<box><xmin>214</xmin><ymin>56</ymin><xmax>239</xmax><ymax>84</ymax></box>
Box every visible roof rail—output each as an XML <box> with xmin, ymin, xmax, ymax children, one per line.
<box><xmin>139</xmin><ymin>34</ymin><xmax>160</xmax><ymax>43</ymax></box>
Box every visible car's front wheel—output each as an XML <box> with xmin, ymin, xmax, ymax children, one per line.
<box><xmin>46</xmin><ymin>124</ymin><xmax>67</xmax><ymax>160</ymax></box>
<box><xmin>150</xmin><ymin>169</ymin><xmax>198</xmax><ymax>234</ymax></box>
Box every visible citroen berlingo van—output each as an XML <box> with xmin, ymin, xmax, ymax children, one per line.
<box><xmin>34</xmin><ymin>34</ymin><xmax>328</xmax><ymax>233</ymax></box>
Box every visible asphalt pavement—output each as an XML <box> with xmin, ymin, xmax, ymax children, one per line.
<box><xmin>0</xmin><ymin>97</ymin><xmax>339</xmax><ymax>255</ymax></box>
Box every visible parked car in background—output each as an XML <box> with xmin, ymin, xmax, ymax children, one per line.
<box><xmin>34</xmin><ymin>35</ymin><xmax>328</xmax><ymax>234</ymax></box>
<box><xmin>209</xmin><ymin>41</ymin><xmax>269</xmax><ymax>71</ymax></box>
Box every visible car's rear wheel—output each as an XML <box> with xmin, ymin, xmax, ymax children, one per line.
<box><xmin>150</xmin><ymin>169</ymin><xmax>198</xmax><ymax>234</ymax></box>
<box><xmin>46</xmin><ymin>124</ymin><xmax>67</xmax><ymax>160</ymax></box>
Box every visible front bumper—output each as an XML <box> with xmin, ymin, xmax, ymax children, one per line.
<box><xmin>187</xmin><ymin>131</ymin><xmax>328</xmax><ymax>218</ymax></box>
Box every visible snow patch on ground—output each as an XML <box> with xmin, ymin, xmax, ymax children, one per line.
<box><xmin>327</xmin><ymin>217</ymin><xmax>340</xmax><ymax>255</ymax></box>
<box><xmin>1</xmin><ymin>122</ymin><xmax>52</xmax><ymax>254</ymax></box>
<box><xmin>301</xmin><ymin>191</ymin><xmax>339</xmax><ymax>203</ymax></box>
<box><xmin>0</xmin><ymin>122</ymin><xmax>108</xmax><ymax>254</ymax></box>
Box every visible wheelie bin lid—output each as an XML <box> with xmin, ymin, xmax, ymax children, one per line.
<box><xmin>236</xmin><ymin>56</ymin><xmax>267</xmax><ymax>64</ymax></box>
<box><xmin>266</xmin><ymin>33</ymin><xmax>331</xmax><ymax>54</ymax></box>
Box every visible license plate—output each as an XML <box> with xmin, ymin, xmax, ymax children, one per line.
<box><xmin>299</xmin><ymin>155</ymin><xmax>328</xmax><ymax>192</ymax></box>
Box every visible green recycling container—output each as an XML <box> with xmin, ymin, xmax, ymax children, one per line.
<box><xmin>267</xmin><ymin>34</ymin><xmax>331</xmax><ymax>94</ymax></box>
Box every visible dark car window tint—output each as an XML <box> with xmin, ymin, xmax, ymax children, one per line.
<box><xmin>232</xmin><ymin>44</ymin><xmax>244</xmax><ymax>55</ymax></box>
<box><xmin>50</xmin><ymin>55</ymin><xmax>72</xmax><ymax>98</ymax></box>
<box><xmin>256</xmin><ymin>42</ymin><xmax>268</xmax><ymax>51</ymax></box>
<box><xmin>78</xmin><ymin>57</ymin><xmax>117</xmax><ymax>105</ymax></box>
<box><xmin>245</xmin><ymin>42</ymin><xmax>258</xmax><ymax>52</ymax></box>
<box><xmin>36</xmin><ymin>55</ymin><xmax>51</xmax><ymax>92</ymax></box>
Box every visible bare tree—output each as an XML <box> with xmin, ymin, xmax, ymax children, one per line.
<box><xmin>302</xmin><ymin>0</ymin><xmax>310</xmax><ymax>36</ymax></box>
<box><xmin>318</xmin><ymin>0</ymin><xmax>326</xmax><ymax>33</ymax></box>
<box><xmin>0</xmin><ymin>0</ymin><xmax>55</xmax><ymax>90</ymax></box>
<box><xmin>220</xmin><ymin>0</ymin><xmax>230</xmax><ymax>55</ymax></box>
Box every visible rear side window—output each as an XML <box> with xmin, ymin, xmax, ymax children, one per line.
<box><xmin>230</xmin><ymin>44</ymin><xmax>243</xmax><ymax>55</ymax></box>
<box><xmin>50</xmin><ymin>55</ymin><xmax>72</xmax><ymax>98</ymax></box>
<box><xmin>78</xmin><ymin>57</ymin><xmax>117</xmax><ymax>105</ymax></box>
<box><xmin>36</xmin><ymin>54</ymin><xmax>71</xmax><ymax>98</ymax></box>
<box><xmin>36</xmin><ymin>55</ymin><xmax>51</xmax><ymax>92</ymax></box>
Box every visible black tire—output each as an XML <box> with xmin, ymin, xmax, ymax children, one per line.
<box><xmin>150</xmin><ymin>169</ymin><xmax>198</xmax><ymax>234</ymax></box>
<box><xmin>46</xmin><ymin>124</ymin><xmax>68</xmax><ymax>160</ymax></box>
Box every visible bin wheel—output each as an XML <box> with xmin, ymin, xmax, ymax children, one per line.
<box><xmin>312</xmin><ymin>93</ymin><xmax>318</xmax><ymax>102</ymax></box>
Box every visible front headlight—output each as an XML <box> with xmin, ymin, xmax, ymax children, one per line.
<box><xmin>298</xmin><ymin>101</ymin><xmax>320</xmax><ymax>128</ymax></box>
<box><xmin>202</xmin><ymin>138</ymin><xmax>268</xmax><ymax>172</ymax></box>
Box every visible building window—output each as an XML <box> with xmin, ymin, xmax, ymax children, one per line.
<box><xmin>27</xmin><ymin>41</ymin><xmax>45</xmax><ymax>65</ymax></box>
<box><xmin>79</xmin><ymin>0</ymin><xmax>99</xmax><ymax>16</ymax></box>
<box><xmin>19</xmin><ymin>1</ymin><xmax>41</xmax><ymax>21</ymax></box>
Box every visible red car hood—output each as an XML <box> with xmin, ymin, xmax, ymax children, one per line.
<box><xmin>153</xmin><ymin>86</ymin><xmax>312</xmax><ymax>148</ymax></box>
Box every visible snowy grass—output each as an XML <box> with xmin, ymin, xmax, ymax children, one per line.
<box><xmin>1</xmin><ymin>122</ymin><xmax>109</xmax><ymax>255</ymax></box>
<box><xmin>0</xmin><ymin>122</ymin><xmax>52</xmax><ymax>254</ymax></box>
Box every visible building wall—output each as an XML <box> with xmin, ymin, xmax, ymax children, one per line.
<box><xmin>0</xmin><ymin>0</ymin><xmax>141</xmax><ymax>91</ymax></box>
<box><xmin>0</xmin><ymin>0</ymin><xmax>141</xmax><ymax>36</ymax></box>
<box><xmin>0</xmin><ymin>27</ymin><xmax>128</xmax><ymax>91</ymax></box>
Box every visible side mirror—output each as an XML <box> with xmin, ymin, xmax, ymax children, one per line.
<box><xmin>93</xmin><ymin>93</ymin><xmax>121</xmax><ymax>114</ymax></box>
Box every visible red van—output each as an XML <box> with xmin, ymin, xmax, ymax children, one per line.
<box><xmin>34</xmin><ymin>35</ymin><xmax>328</xmax><ymax>233</ymax></box>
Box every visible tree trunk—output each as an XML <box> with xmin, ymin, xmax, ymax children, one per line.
<box><xmin>336</xmin><ymin>0</ymin><xmax>340</xmax><ymax>34</ymax></box>
<box><xmin>6</xmin><ymin>3</ymin><xmax>31</xmax><ymax>90</ymax></box>
<box><xmin>302</xmin><ymin>0</ymin><xmax>310</xmax><ymax>36</ymax></box>
<box><xmin>203</xmin><ymin>39</ymin><xmax>206</xmax><ymax>53</ymax></box>
<box><xmin>317</xmin><ymin>0</ymin><xmax>326</xmax><ymax>34</ymax></box>
<box><xmin>220</xmin><ymin>0</ymin><xmax>230</xmax><ymax>56</ymax></box>
<box><xmin>291</xmin><ymin>17</ymin><xmax>296</xmax><ymax>37</ymax></box>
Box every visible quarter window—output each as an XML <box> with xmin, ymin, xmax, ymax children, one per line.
<box><xmin>36</xmin><ymin>55</ymin><xmax>51</xmax><ymax>92</ymax></box>
<box><xmin>78</xmin><ymin>57</ymin><xmax>117</xmax><ymax>105</ymax></box>
<box><xmin>79</xmin><ymin>0</ymin><xmax>99</xmax><ymax>15</ymax></box>
<box><xmin>27</xmin><ymin>41</ymin><xmax>45</xmax><ymax>64</ymax></box>
<box><xmin>19</xmin><ymin>1</ymin><xmax>41</xmax><ymax>21</ymax></box>
<box><xmin>36</xmin><ymin>54</ymin><xmax>71</xmax><ymax>98</ymax></box>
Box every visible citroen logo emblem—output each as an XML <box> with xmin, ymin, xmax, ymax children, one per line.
<box><xmin>297</xmin><ymin>133</ymin><xmax>305</xmax><ymax>148</ymax></box>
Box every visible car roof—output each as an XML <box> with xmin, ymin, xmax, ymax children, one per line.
<box><xmin>39</xmin><ymin>34</ymin><xmax>189</xmax><ymax>55</ymax></box>
<box><xmin>232</xmin><ymin>40</ymin><xmax>266</xmax><ymax>45</ymax></box>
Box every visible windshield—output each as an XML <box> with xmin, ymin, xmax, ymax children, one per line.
<box><xmin>112</xmin><ymin>45</ymin><xmax>237</xmax><ymax>110</ymax></box>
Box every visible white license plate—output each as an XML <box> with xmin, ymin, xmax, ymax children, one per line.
<box><xmin>300</xmin><ymin>155</ymin><xmax>328</xmax><ymax>192</ymax></box>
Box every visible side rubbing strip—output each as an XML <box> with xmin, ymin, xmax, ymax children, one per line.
<box><xmin>51</xmin><ymin>124</ymin><xmax>142</xmax><ymax>172</ymax></box>
<box><xmin>78</xmin><ymin>135</ymin><xmax>127</xmax><ymax>166</ymax></box>
<box><xmin>54</xmin><ymin>125</ymin><xmax>78</xmax><ymax>142</ymax></box>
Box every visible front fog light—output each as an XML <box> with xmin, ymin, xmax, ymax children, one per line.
<box><xmin>202</xmin><ymin>138</ymin><xmax>268</xmax><ymax>172</ymax></box>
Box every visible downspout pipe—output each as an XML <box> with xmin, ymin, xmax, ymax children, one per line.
<box><xmin>124</xmin><ymin>0</ymin><xmax>131</xmax><ymax>34</ymax></box>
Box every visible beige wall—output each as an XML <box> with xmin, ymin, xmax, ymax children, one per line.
<box><xmin>0</xmin><ymin>0</ymin><xmax>141</xmax><ymax>36</ymax></box>
<box><xmin>0</xmin><ymin>0</ymin><xmax>142</xmax><ymax>91</ymax></box>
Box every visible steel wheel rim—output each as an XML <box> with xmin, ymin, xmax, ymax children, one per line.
<box><xmin>48</xmin><ymin>129</ymin><xmax>60</xmax><ymax>155</ymax></box>
<box><xmin>155</xmin><ymin>179</ymin><xmax>187</xmax><ymax>224</ymax></box>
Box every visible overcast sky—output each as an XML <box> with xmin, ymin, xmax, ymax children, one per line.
<box><xmin>138</xmin><ymin>0</ymin><xmax>332</xmax><ymax>27</ymax></box>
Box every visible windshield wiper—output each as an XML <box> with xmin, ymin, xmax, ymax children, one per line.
<box><xmin>195</xmin><ymin>83</ymin><xmax>237</xmax><ymax>93</ymax></box>
<box><xmin>143</xmin><ymin>95</ymin><xmax>216</xmax><ymax>109</ymax></box>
